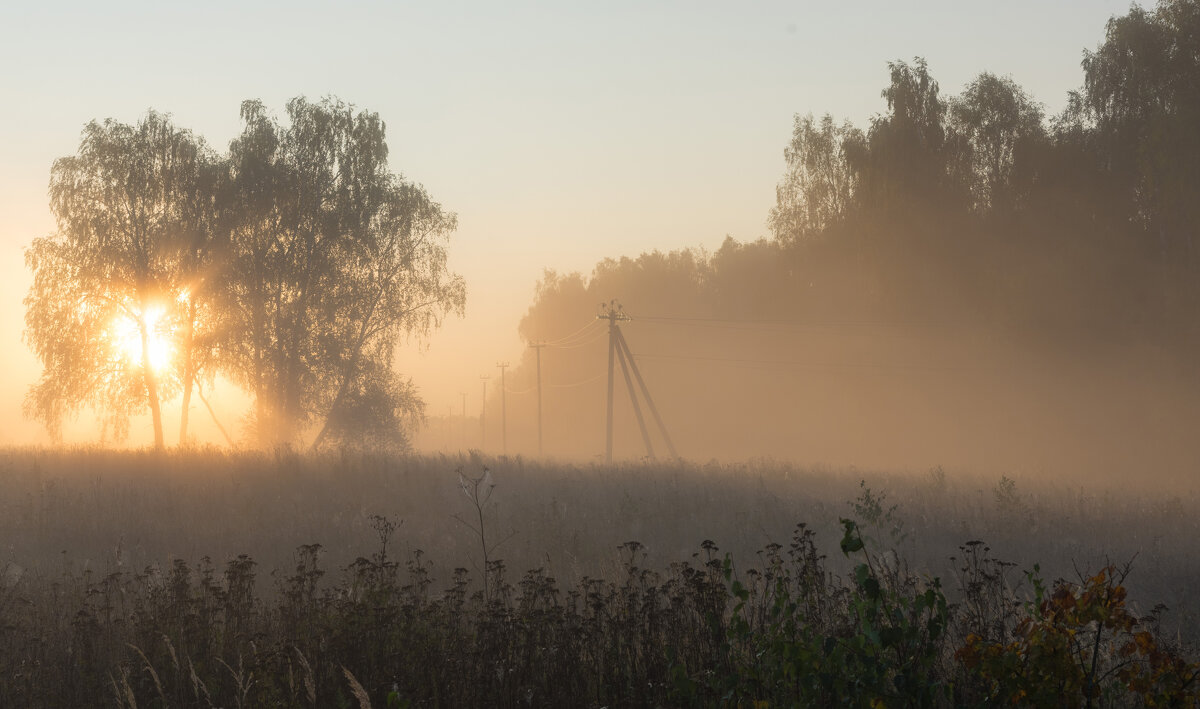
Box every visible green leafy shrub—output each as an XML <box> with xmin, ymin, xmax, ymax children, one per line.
<box><xmin>958</xmin><ymin>563</ymin><xmax>1200</xmax><ymax>707</ymax></box>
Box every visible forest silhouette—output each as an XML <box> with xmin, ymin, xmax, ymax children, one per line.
<box><xmin>489</xmin><ymin>1</ymin><xmax>1200</xmax><ymax>475</ymax></box>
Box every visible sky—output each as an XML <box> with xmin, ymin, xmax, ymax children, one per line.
<box><xmin>0</xmin><ymin>0</ymin><xmax>1130</xmax><ymax>445</ymax></box>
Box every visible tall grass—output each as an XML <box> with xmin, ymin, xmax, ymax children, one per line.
<box><xmin>0</xmin><ymin>448</ymin><xmax>1197</xmax><ymax>705</ymax></box>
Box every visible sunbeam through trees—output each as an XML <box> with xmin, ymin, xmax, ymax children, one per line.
<box><xmin>24</xmin><ymin>98</ymin><xmax>464</xmax><ymax>450</ymax></box>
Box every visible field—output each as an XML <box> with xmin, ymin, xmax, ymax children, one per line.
<box><xmin>2</xmin><ymin>448</ymin><xmax>1199</xmax><ymax>706</ymax></box>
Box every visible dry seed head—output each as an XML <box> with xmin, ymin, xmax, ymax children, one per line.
<box><xmin>161</xmin><ymin>633</ymin><xmax>179</xmax><ymax>671</ymax></box>
<box><xmin>294</xmin><ymin>646</ymin><xmax>317</xmax><ymax>704</ymax></box>
<box><xmin>343</xmin><ymin>666</ymin><xmax>372</xmax><ymax>709</ymax></box>
<box><xmin>128</xmin><ymin>643</ymin><xmax>165</xmax><ymax>705</ymax></box>
<box><xmin>189</xmin><ymin>656</ymin><xmax>216</xmax><ymax>707</ymax></box>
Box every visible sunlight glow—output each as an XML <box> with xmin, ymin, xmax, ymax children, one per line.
<box><xmin>111</xmin><ymin>305</ymin><xmax>173</xmax><ymax>373</ymax></box>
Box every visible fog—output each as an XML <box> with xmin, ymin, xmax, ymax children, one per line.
<box><xmin>417</xmin><ymin>249</ymin><xmax>1200</xmax><ymax>488</ymax></box>
<box><xmin>407</xmin><ymin>2</ymin><xmax>1200</xmax><ymax>484</ymax></box>
<box><xmin>7</xmin><ymin>2</ymin><xmax>1200</xmax><ymax>704</ymax></box>
<box><xmin>7</xmin><ymin>0</ymin><xmax>1198</xmax><ymax>493</ymax></box>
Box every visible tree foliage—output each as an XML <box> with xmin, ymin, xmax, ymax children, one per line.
<box><xmin>25</xmin><ymin>98</ymin><xmax>464</xmax><ymax>450</ymax></box>
<box><xmin>762</xmin><ymin>0</ymin><xmax>1200</xmax><ymax>330</ymax></box>
<box><xmin>769</xmin><ymin>114</ymin><xmax>862</xmax><ymax>242</ymax></box>
<box><xmin>25</xmin><ymin>112</ymin><xmax>218</xmax><ymax>447</ymax></box>
<box><xmin>221</xmin><ymin>98</ymin><xmax>463</xmax><ymax>447</ymax></box>
<box><xmin>948</xmin><ymin>73</ymin><xmax>1045</xmax><ymax>213</ymax></box>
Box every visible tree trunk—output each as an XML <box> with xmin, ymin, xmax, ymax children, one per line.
<box><xmin>197</xmin><ymin>382</ymin><xmax>235</xmax><ymax>447</ymax></box>
<box><xmin>310</xmin><ymin>390</ymin><xmax>341</xmax><ymax>452</ymax></box>
<box><xmin>140</xmin><ymin>320</ymin><xmax>165</xmax><ymax>450</ymax></box>
<box><xmin>281</xmin><ymin>348</ymin><xmax>301</xmax><ymax>446</ymax></box>
<box><xmin>251</xmin><ymin>285</ymin><xmax>275</xmax><ymax>447</ymax></box>
<box><xmin>178</xmin><ymin>374</ymin><xmax>192</xmax><ymax>445</ymax></box>
<box><xmin>277</xmin><ymin>317</ymin><xmax>306</xmax><ymax>447</ymax></box>
<box><xmin>178</xmin><ymin>301</ymin><xmax>196</xmax><ymax>445</ymax></box>
<box><xmin>310</xmin><ymin>352</ymin><xmax>356</xmax><ymax>452</ymax></box>
<box><xmin>254</xmin><ymin>377</ymin><xmax>269</xmax><ymax>446</ymax></box>
<box><xmin>310</xmin><ymin>289</ymin><xmax>380</xmax><ymax>452</ymax></box>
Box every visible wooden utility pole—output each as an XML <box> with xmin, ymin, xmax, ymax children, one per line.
<box><xmin>615</xmin><ymin>327</ymin><xmax>679</xmax><ymax>458</ymax></box>
<box><xmin>530</xmin><ymin>341</ymin><xmax>545</xmax><ymax>456</ymax></box>
<box><xmin>598</xmin><ymin>300</ymin><xmax>630</xmax><ymax>464</ymax></box>
<box><xmin>460</xmin><ymin>392</ymin><xmax>467</xmax><ymax>448</ymax></box>
<box><xmin>479</xmin><ymin>374</ymin><xmax>490</xmax><ymax>451</ymax></box>
<box><xmin>614</xmin><ymin>338</ymin><xmax>654</xmax><ymax>458</ymax></box>
<box><xmin>595</xmin><ymin>300</ymin><xmax>678</xmax><ymax>462</ymax></box>
<box><xmin>497</xmin><ymin>362</ymin><xmax>510</xmax><ymax>454</ymax></box>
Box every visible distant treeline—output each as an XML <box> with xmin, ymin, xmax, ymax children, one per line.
<box><xmin>25</xmin><ymin>98</ymin><xmax>463</xmax><ymax>449</ymax></box>
<box><xmin>531</xmin><ymin>0</ymin><xmax>1200</xmax><ymax>342</ymax></box>
<box><xmin>498</xmin><ymin>0</ymin><xmax>1200</xmax><ymax>464</ymax></box>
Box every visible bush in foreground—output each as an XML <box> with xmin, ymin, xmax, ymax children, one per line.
<box><xmin>1</xmin><ymin>507</ymin><xmax>1196</xmax><ymax>708</ymax></box>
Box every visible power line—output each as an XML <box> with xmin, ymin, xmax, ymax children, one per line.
<box><xmin>633</xmin><ymin>315</ymin><xmax>961</xmax><ymax>332</ymax></box>
<box><xmin>541</xmin><ymin>319</ymin><xmax>603</xmax><ymax>346</ymax></box>
<box><xmin>507</xmin><ymin>372</ymin><xmax>606</xmax><ymax>392</ymax></box>
<box><xmin>629</xmin><ymin>351</ymin><xmax>980</xmax><ymax>373</ymax></box>
<box><xmin>545</xmin><ymin>330</ymin><xmax>608</xmax><ymax>349</ymax></box>
<box><xmin>637</xmin><ymin>315</ymin><xmax>804</xmax><ymax>325</ymax></box>
<box><xmin>542</xmin><ymin>319</ymin><xmax>599</xmax><ymax>344</ymax></box>
<box><xmin>633</xmin><ymin>319</ymin><xmax>824</xmax><ymax>333</ymax></box>
<box><xmin>479</xmin><ymin>311</ymin><xmax>971</xmax><ymax>457</ymax></box>
<box><xmin>547</xmin><ymin>372</ymin><xmax>607</xmax><ymax>389</ymax></box>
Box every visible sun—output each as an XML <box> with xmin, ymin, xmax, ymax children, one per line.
<box><xmin>111</xmin><ymin>305</ymin><xmax>173</xmax><ymax>373</ymax></box>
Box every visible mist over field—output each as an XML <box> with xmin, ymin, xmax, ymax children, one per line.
<box><xmin>420</xmin><ymin>257</ymin><xmax>1200</xmax><ymax>484</ymax></box>
<box><xmin>4</xmin><ymin>0</ymin><xmax>1200</xmax><ymax>706</ymax></box>
<box><xmin>412</xmin><ymin>35</ymin><xmax>1200</xmax><ymax>484</ymax></box>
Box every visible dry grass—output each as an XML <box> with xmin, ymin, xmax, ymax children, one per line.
<box><xmin>0</xmin><ymin>447</ymin><xmax>1197</xmax><ymax>706</ymax></box>
<box><xmin>0</xmin><ymin>447</ymin><xmax>1196</xmax><ymax>625</ymax></box>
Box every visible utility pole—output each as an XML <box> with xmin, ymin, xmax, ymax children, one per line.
<box><xmin>614</xmin><ymin>340</ymin><xmax>654</xmax><ymax>458</ymax></box>
<box><xmin>530</xmin><ymin>341</ymin><xmax>545</xmax><ymax>456</ymax></box>
<box><xmin>615</xmin><ymin>327</ymin><xmax>679</xmax><ymax>458</ymax></box>
<box><xmin>460</xmin><ymin>392</ymin><xmax>467</xmax><ymax>449</ymax></box>
<box><xmin>479</xmin><ymin>375</ymin><xmax>490</xmax><ymax>451</ymax></box>
<box><xmin>598</xmin><ymin>300</ymin><xmax>630</xmax><ymax>464</ymax></box>
<box><xmin>594</xmin><ymin>299</ymin><xmax>677</xmax><ymax>462</ymax></box>
<box><xmin>496</xmin><ymin>362</ymin><xmax>509</xmax><ymax>454</ymax></box>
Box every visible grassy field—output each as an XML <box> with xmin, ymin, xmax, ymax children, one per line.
<box><xmin>1</xmin><ymin>448</ymin><xmax>1198</xmax><ymax>706</ymax></box>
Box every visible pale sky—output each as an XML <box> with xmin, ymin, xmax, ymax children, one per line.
<box><xmin>0</xmin><ymin>0</ymin><xmax>1128</xmax><ymax>445</ymax></box>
